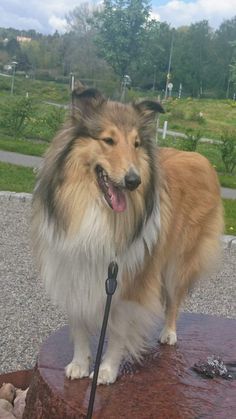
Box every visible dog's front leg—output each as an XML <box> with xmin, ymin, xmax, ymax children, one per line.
<box><xmin>90</xmin><ymin>329</ymin><xmax>124</xmax><ymax>385</ymax></box>
<box><xmin>65</xmin><ymin>323</ymin><xmax>91</xmax><ymax>380</ymax></box>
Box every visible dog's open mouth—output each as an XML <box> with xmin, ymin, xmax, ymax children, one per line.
<box><xmin>96</xmin><ymin>165</ymin><xmax>127</xmax><ymax>212</ymax></box>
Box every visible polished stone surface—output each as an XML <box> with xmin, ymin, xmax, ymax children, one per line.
<box><xmin>23</xmin><ymin>313</ymin><xmax>236</xmax><ymax>418</ymax></box>
<box><xmin>0</xmin><ymin>370</ymin><xmax>32</xmax><ymax>390</ymax></box>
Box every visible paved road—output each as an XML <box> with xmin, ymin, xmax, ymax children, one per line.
<box><xmin>0</xmin><ymin>150</ymin><xmax>236</xmax><ymax>199</ymax></box>
<box><xmin>0</xmin><ymin>150</ymin><xmax>42</xmax><ymax>168</ymax></box>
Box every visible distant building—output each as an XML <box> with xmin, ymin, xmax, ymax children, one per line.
<box><xmin>16</xmin><ymin>36</ymin><xmax>31</xmax><ymax>43</ymax></box>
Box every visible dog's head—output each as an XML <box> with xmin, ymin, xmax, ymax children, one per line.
<box><xmin>70</xmin><ymin>87</ymin><xmax>164</xmax><ymax>213</ymax></box>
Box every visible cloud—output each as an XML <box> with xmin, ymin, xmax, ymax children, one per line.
<box><xmin>49</xmin><ymin>15</ymin><xmax>67</xmax><ymax>33</ymax></box>
<box><xmin>153</xmin><ymin>0</ymin><xmax>236</xmax><ymax>28</ymax></box>
<box><xmin>0</xmin><ymin>0</ymin><xmax>235</xmax><ymax>34</ymax></box>
<box><xmin>0</xmin><ymin>0</ymin><xmax>81</xmax><ymax>34</ymax></box>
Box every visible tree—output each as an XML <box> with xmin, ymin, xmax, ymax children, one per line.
<box><xmin>93</xmin><ymin>0</ymin><xmax>151</xmax><ymax>77</ymax></box>
<box><xmin>6</xmin><ymin>38</ymin><xmax>20</xmax><ymax>58</ymax></box>
<box><xmin>66</xmin><ymin>2</ymin><xmax>95</xmax><ymax>35</ymax></box>
<box><xmin>66</xmin><ymin>3</ymin><xmax>117</xmax><ymax>87</ymax></box>
<box><xmin>172</xmin><ymin>21</ymin><xmax>213</xmax><ymax>97</ymax></box>
<box><xmin>139</xmin><ymin>20</ymin><xmax>172</xmax><ymax>89</ymax></box>
<box><xmin>213</xmin><ymin>16</ymin><xmax>236</xmax><ymax>96</ymax></box>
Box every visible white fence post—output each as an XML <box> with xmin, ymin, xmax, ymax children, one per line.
<box><xmin>163</xmin><ymin>121</ymin><xmax>168</xmax><ymax>140</ymax></box>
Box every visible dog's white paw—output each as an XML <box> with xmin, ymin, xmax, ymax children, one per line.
<box><xmin>65</xmin><ymin>361</ymin><xmax>90</xmax><ymax>380</ymax></box>
<box><xmin>90</xmin><ymin>364</ymin><xmax>118</xmax><ymax>385</ymax></box>
<box><xmin>159</xmin><ymin>327</ymin><xmax>177</xmax><ymax>345</ymax></box>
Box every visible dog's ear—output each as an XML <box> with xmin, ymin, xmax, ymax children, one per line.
<box><xmin>71</xmin><ymin>87</ymin><xmax>106</xmax><ymax>118</ymax></box>
<box><xmin>134</xmin><ymin>100</ymin><xmax>165</xmax><ymax>122</ymax></box>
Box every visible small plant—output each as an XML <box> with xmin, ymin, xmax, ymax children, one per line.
<box><xmin>188</xmin><ymin>110</ymin><xmax>206</xmax><ymax>124</ymax></box>
<box><xmin>219</xmin><ymin>131</ymin><xmax>236</xmax><ymax>174</ymax></box>
<box><xmin>181</xmin><ymin>129</ymin><xmax>202</xmax><ymax>151</ymax></box>
<box><xmin>45</xmin><ymin>107</ymin><xmax>66</xmax><ymax>133</ymax></box>
<box><xmin>171</xmin><ymin>107</ymin><xmax>185</xmax><ymax>120</ymax></box>
<box><xmin>0</xmin><ymin>97</ymin><xmax>33</xmax><ymax>139</ymax></box>
<box><xmin>25</xmin><ymin>105</ymin><xmax>66</xmax><ymax>141</ymax></box>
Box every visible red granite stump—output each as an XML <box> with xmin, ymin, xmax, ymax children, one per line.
<box><xmin>23</xmin><ymin>313</ymin><xmax>236</xmax><ymax>419</ymax></box>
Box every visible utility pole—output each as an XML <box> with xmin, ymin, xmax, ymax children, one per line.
<box><xmin>153</xmin><ymin>65</ymin><xmax>157</xmax><ymax>91</ymax></box>
<box><xmin>70</xmin><ymin>73</ymin><xmax>75</xmax><ymax>91</ymax></box>
<box><xmin>164</xmin><ymin>31</ymin><xmax>174</xmax><ymax>100</ymax></box>
<box><xmin>10</xmin><ymin>61</ymin><xmax>18</xmax><ymax>95</ymax></box>
<box><xmin>120</xmin><ymin>75</ymin><xmax>131</xmax><ymax>102</ymax></box>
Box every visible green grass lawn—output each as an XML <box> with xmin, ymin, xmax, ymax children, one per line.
<box><xmin>0</xmin><ymin>137</ymin><xmax>49</xmax><ymax>156</ymax></box>
<box><xmin>218</xmin><ymin>174</ymin><xmax>236</xmax><ymax>189</ymax></box>
<box><xmin>0</xmin><ymin>162</ymin><xmax>235</xmax><ymax>235</ymax></box>
<box><xmin>160</xmin><ymin>98</ymin><xmax>236</xmax><ymax>141</ymax></box>
<box><xmin>223</xmin><ymin>199</ymin><xmax>236</xmax><ymax>235</ymax></box>
<box><xmin>0</xmin><ymin>162</ymin><xmax>35</xmax><ymax>193</ymax></box>
<box><xmin>0</xmin><ymin>76</ymin><xmax>70</xmax><ymax>104</ymax></box>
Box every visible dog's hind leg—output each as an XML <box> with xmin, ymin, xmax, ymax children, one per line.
<box><xmin>65</xmin><ymin>322</ymin><xmax>91</xmax><ymax>380</ymax></box>
<box><xmin>159</xmin><ymin>290</ymin><xmax>182</xmax><ymax>345</ymax></box>
<box><xmin>159</xmin><ymin>228</ymin><xmax>222</xmax><ymax>345</ymax></box>
<box><xmin>159</xmin><ymin>261</ymin><xmax>198</xmax><ymax>345</ymax></box>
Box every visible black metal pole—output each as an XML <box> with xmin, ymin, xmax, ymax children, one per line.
<box><xmin>86</xmin><ymin>262</ymin><xmax>118</xmax><ymax>419</ymax></box>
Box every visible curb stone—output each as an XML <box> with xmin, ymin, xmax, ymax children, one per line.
<box><xmin>0</xmin><ymin>191</ymin><xmax>32</xmax><ymax>202</ymax></box>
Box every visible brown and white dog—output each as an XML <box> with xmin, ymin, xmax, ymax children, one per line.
<box><xmin>32</xmin><ymin>88</ymin><xmax>224</xmax><ymax>385</ymax></box>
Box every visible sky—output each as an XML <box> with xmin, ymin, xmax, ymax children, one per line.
<box><xmin>0</xmin><ymin>0</ymin><xmax>236</xmax><ymax>35</ymax></box>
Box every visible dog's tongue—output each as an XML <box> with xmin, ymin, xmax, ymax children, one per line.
<box><xmin>108</xmin><ymin>183</ymin><xmax>126</xmax><ymax>212</ymax></box>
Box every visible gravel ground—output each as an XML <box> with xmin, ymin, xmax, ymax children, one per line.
<box><xmin>0</xmin><ymin>193</ymin><xmax>235</xmax><ymax>374</ymax></box>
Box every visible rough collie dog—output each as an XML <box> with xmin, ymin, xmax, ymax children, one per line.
<box><xmin>32</xmin><ymin>88</ymin><xmax>223</xmax><ymax>385</ymax></box>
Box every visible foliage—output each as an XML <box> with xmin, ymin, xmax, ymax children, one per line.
<box><xmin>160</xmin><ymin>98</ymin><xmax>236</xmax><ymax>140</ymax></box>
<box><xmin>173</xmin><ymin>21</ymin><xmax>214</xmax><ymax>97</ymax></box>
<box><xmin>0</xmin><ymin>97</ymin><xmax>33</xmax><ymax>138</ymax></box>
<box><xmin>188</xmin><ymin>110</ymin><xmax>206</xmax><ymax>124</ymax></box>
<box><xmin>170</xmin><ymin>107</ymin><xmax>185</xmax><ymax>120</ymax></box>
<box><xmin>218</xmin><ymin>131</ymin><xmax>236</xmax><ymax>174</ymax></box>
<box><xmin>0</xmin><ymin>93</ymin><xmax>66</xmax><ymax>142</ymax></box>
<box><xmin>44</xmin><ymin>106</ymin><xmax>65</xmax><ymax>133</ymax></box>
<box><xmin>92</xmin><ymin>0</ymin><xmax>151</xmax><ymax>77</ymax></box>
<box><xmin>213</xmin><ymin>17</ymin><xmax>236</xmax><ymax>96</ymax></box>
<box><xmin>23</xmin><ymin>105</ymin><xmax>66</xmax><ymax>141</ymax></box>
<box><xmin>1</xmin><ymin>14</ymin><xmax>236</xmax><ymax>97</ymax></box>
<box><xmin>182</xmin><ymin>129</ymin><xmax>202</xmax><ymax>151</ymax></box>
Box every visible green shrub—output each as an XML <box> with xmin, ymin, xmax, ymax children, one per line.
<box><xmin>0</xmin><ymin>97</ymin><xmax>33</xmax><ymax>138</ymax></box>
<box><xmin>171</xmin><ymin>107</ymin><xmax>185</xmax><ymax>120</ymax></box>
<box><xmin>181</xmin><ymin>129</ymin><xmax>202</xmax><ymax>151</ymax></box>
<box><xmin>23</xmin><ymin>105</ymin><xmax>66</xmax><ymax>141</ymax></box>
<box><xmin>45</xmin><ymin>106</ymin><xmax>66</xmax><ymax>133</ymax></box>
<box><xmin>218</xmin><ymin>131</ymin><xmax>236</xmax><ymax>174</ymax></box>
<box><xmin>188</xmin><ymin>110</ymin><xmax>206</xmax><ymax>124</ymax></box>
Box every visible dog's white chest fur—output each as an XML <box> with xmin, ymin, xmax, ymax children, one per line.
<box><xmin>40</xmin><ymin>202</ymin><xmax>160</xmax><ymax>329</ymax></box>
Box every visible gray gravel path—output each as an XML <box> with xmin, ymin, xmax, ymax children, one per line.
<box><xmin>0</xmin><ymin>193</ymin><xmax>235</xmax><ymax>374</ymax></box>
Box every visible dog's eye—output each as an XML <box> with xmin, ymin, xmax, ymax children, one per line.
<box><xmin>103</xmin><ymin>137</ymin><xmax>115</xmax><ymax>146</ymax></box>
<box><xmin>134</xmin><ymin>141</ymin><xmax>140</xmax><ymax>148</ymax></box>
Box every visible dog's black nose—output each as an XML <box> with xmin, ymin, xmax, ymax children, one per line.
<box><xmin>124</xmin><ymin>170</ymin><xmax>141</xmax><ymax>191</ymax></box>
